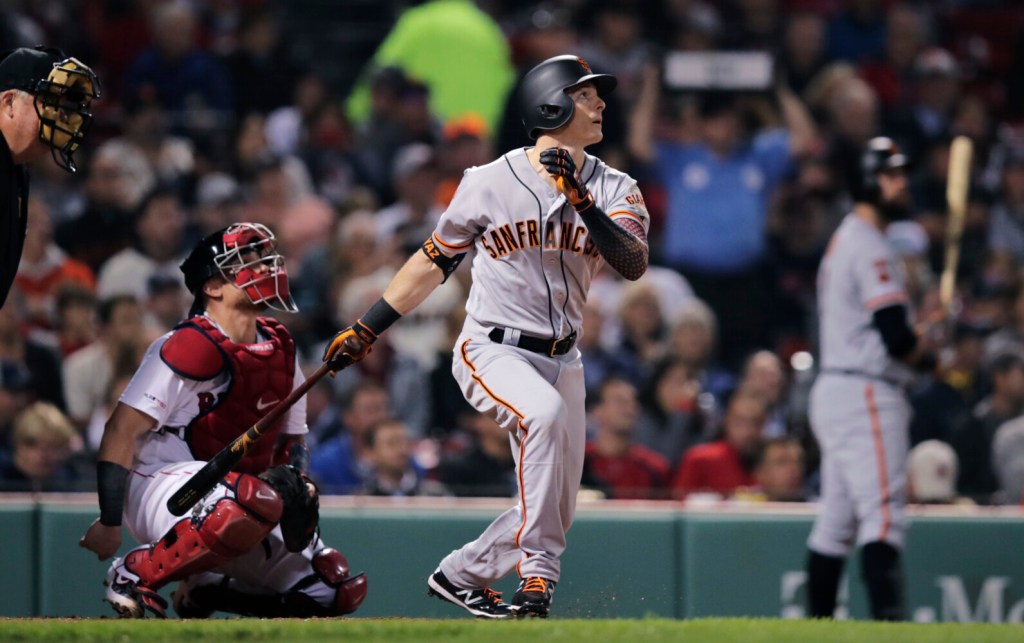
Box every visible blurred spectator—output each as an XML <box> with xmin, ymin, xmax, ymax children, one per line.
<box><xmin>438</xmin><ymin>412</ymin><xmax>516</xmax><ymax>498</ymax></box>
<box><xmin>888</xmin><ymin>48</ymin><xmax>961</xmax><ymax>161</ymax></box>
<box><xmin>583</xmin><ymin>377</ymin><xmax>670</xmax><ymax>500</ymax></box>
<box><xmin>737</xmin><ymin>350</ymin><xmax>789</xmax><ymax>438</ymax></box>
<box><xmin>192</xmin><ymin>172</ymin><xmax>244</xmax><ymax>238</ymax></box>
<box><xmin>117</xmin><ymin>96</ymin><xmax>196</xmax><ymax>188</ymax></box>
<box><xmin>143</xmin><ymin>274</ymin><xmax>188</xmax><ymax>335</ymax></box>
<box><xmin>826</xmin><ymin>0</ymin><xmax>887</xmax><ymax>64</ymax></box>
<box><xmin>375</xmin><ymin>143</ymin><xmax>443</xmax><ymax>257</ymax></box>
<box><xmin>578</xmin><ymin>301</ymin><xmax>630</xmax><ymax>399</ymax></box>
<box><xmin>266</xmin><ymin>73</ymin><xmax>330</xmax><ymax>157</ymax></box>
<box><xmin>672</xmin><ymin>387</ymin><xmax>767</xmax><ymax>499</ymax></box>
<box><xmin>62</xmin><ymin>295</ymin><xmax>144</xmax><ymax>429</ymax></box>
<box><xmin>634</xmin><ymin>356</ymin><xmax>711</xmax><ymax>471</ymax></box>
<box><xmin>576</xmin><ymin>0</ymin><xmax>653</xmax><ymax>109</ymax></box>
<box><xmin>435</xmin><ymin>115</ymin><xmax>493</xmax><ymax>207</ymax></box>
<box><xmin>428</xmin><ymin>306</ymin><xmax>476</xmax><ymax>437</ymax></box>
<box><xmin>666</xmin><ymin>298</ymin><xmax>732</xmax><ymax>400</ymax></box>
<box><xmin>0</xmin><ymin>360</ymin><xmax>32</xmax><ymax>448</ymax></box>
<box><xmin>52</xmin><ymin>285</ymin><xmax>97</xmax><ymax>358</ymax></box>
<box><xmin>781</xmin><ymin>12</ymin><xmax>828</xmax><ymax>98</ymax></box>
<box><xmin>907</xmin><ymin>439</ymin><xmax>968</xmax><ymax>505</ymax></box>
<box><xmin>909</xmin><ymin>322</ymin><xmax>987</xmax><ymax>446</ymax></box>
<box><xmin>359</xmin><ymin>417</ymin><xmax>449</xmax><ymax>497</ymax></box>
<box><xmin>986</xmin><ymin>146</ymin><xmax>1024</xmax><ymax>266</ymax></box>
<box><xmin>859</xmin><ymin>4</ymin><xmax>928</xmax><ymax>110</ymax></box>
<box><xmin>55</xmin><ymin>140</ymin><xmax>154</xmax><ymax>273</ymax></box>
<box><xmin>0</xmin><ymin>286</ymin><xmax>65</xmax><ymax>410</ymax></box>
<box><xmin>630</xmin><ymin>67</ymin><xmax>817</xmax><ymax>368</ymax></box>
<box><xmin>97</xmin><ymin>186</ymin><xmax>187</xmax><ymax>301</ymax></box>
<box><xmin>309</xmin><ymin>382</ymin><xmax>390</xmax><ymax>493</ymax></box>
<box><xmin>0</xmin><ymin>402</ymin><xmax>81</xmax><ymax>492</ymax></box>
<box><xmin>735</xmin><ymin>436</ymin><xmax>807</xmax><ymax>502</ymax></box>
<box><xmin>986</xmin><ymin>284</ymin><xmax>1024</xmax><ymax>363</ymax></box>
<box><xmin>346</xmin><ymin>0</ymin><xmax>514</xmax><ymax>134</ymax></box>
<box><xmin>609</xmin><ymin>281</ymin><xmax>668</xmax><ymax>384</ymax></box>
<box><xmin>223</xmin><ymin>10</ymin><xmax>300</xmax><ymax>117</ymax></box>
<box><xmin>991</xmin><ymin>417</ymin><xmax>1024</xmax><ymax>505</ymax></box>
<box><xmin>823</xmin><ymin>76</ymin><xmax>881</xmax><ymax>202</ymax></box>
<box><xmin>950</xmin><ymin>351</ymin><xmax>1024</xmax><ymax>503</ymax></box>
<box><xmin>299</xmin><ymin>98</ymin><xmax>367</xmax><ymax>208</ymax></box>
<box><xmin>123</xmin><ymin>1</ymin><xmax>233</xmax><ymax>133</ymax></box>
<box><xmin>84</xmin><ymin>367</ymin><xmax>133</xmax><ymax>453</ymax></box>
<box><xmin>331</xmin><ymin>273</ymin><xmax>431</xmax><ymax>437</ymax></box>
<box><xmin>242</xmin><ymin>153</ymin><xmax>333</xmax><ymax>270</ymax></box>
<box><xmin>15</xmin><ymin>196</ymin><xmax>95</xmax><ymax>333</ymax></box>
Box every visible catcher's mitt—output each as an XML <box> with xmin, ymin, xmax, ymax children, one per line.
<box><xmin>259</xmin><ymin>464</ymin><xmax>319</xmax><ymax>552</ymax></box>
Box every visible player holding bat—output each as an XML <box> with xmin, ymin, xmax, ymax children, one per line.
<box><xmin>79</xmin><ymin>223</ymin><xmax>367</xmax><ymax>619</ymax></box>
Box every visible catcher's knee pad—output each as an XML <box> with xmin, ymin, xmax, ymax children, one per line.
<box><xmin>283</xmin><ymin>548</ymin><xmax>368</xmax><ymax>617</ymax></box>
<box><xmin>127</xmin><ymin>475</ymin><xmax>283</xmax><ymax>589</ymax></box>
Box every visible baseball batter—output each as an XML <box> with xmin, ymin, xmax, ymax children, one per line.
<box><xmin>806</xmin><ymin>138</ymin><xmax>934</xmax><ymax>621</ymax></box>
<box><xmin>79</xmin><ymin>223</ymin><xmax>367</xmax><ymax>619</ymax></box>
<box><xmin>323</xmin><ymin>55</ymin><xmax>649</xmax><ymax>618</ymax></box>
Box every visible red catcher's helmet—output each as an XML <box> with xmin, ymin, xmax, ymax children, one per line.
<box><xmin>180</xmin><ymin>223</ymin><xmax>297</xmax><ymax>317</ymax></box>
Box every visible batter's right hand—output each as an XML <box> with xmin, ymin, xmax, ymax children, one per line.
<box><xmin>322</xmin><ymin>323</ymin><xmax>374</xmax><ymax>375</ymax></box>
<box><xmin>79</xmin><ymin>518</ymin><xmax>122</xmax><ymax>561</ymax></box>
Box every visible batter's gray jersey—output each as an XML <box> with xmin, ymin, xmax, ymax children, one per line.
<box><xmin>817</xmin><ymin>213</ymin><xmax>914</xmax><ymax>385</ymax></box>
<box><xmin>432</xmin><ymin>147</ymin><xmax>650</xmax><ymax>339</ymax></box>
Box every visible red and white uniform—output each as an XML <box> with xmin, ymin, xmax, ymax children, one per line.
<box><xmin>118</xmin><ymin>314</ymin><xmax>326</xmax><ymax>599</ymax></box>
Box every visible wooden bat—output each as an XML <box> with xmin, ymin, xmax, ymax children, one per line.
<box><xmin>166</xmin><ymin>360</ymin><xmax>339</xmax><ymax>516</ymax></box>
<box><xmin>939</xmin><ymin>135</ymin><xmax>973</xmax><ymax>320</ymax></box>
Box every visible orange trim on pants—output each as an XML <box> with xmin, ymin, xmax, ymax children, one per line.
<box><xmin>460</xmin><ymin>339</ymin><xmax>531</xmax><ymax>550</ymax></box>
<box><xmin>865</xmin><ymin>383</ymin><xmax>892</xmax><ymax>542</ymax></box>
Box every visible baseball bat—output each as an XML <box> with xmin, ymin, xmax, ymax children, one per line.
<box><xmin>939</xmin><ymin>135</ymin><xmax>973</xmax><ymax>320</ymax></box>
<box><xmin>166</xmin><ymin>359</ymin><xmax>338</xmax><ymax>516</ymax></box>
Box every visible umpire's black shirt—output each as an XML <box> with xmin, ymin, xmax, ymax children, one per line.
<box><xmin>0</xmin><ymin>131</ymin><xmax>29</xmax><ymax>309</ymax></box>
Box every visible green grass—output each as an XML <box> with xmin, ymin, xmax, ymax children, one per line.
<box><xmin>1</xmin><ymin>618</ymin><xmax>1021</xmax><ymax>643</ymax></box>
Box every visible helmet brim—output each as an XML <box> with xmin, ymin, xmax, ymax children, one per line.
<box><xmin>565</xmin><ymin>74</ymin><xmax>617</xmax><ymax>97</ymax></box>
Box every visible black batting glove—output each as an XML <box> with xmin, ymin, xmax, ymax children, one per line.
<box><xmin>539</xmin><ymin>148</ymin><xmax>594</xmax><ymax>210</ymax></box>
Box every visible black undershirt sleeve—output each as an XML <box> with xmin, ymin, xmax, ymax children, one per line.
<box><xmin>872</xmin><ymin>304</ymin><xmax>917</xmax><ymax>359</ymax></box>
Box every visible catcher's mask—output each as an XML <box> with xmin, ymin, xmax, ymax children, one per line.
<box><xmin>181</xmin><ymin>223</ymin><xmax>298</xmax><ymax>316</ymax></box>
<box><xmin>0</xmin><ymin>46</ymin><xmax>100</xmax><ymax>173</ymax></box>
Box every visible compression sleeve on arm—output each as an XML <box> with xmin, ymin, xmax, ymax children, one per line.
<box><xmin>872</xmin><ymin>304</ymin><xmax>918</xmax><ymax>359</ymax></box>
<box><xmin>97</xmin><ymin>460</ymin><xmax>130</xmax><ymax>526</ymax></box>
<box><xmin>575</xmin><ymin>200</ymin><xmax>649</xmax><ymax>281</ymax></box>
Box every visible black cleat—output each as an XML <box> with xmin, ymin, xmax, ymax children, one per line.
<box><xmin>427</xmin><ymin>569</ymin><xmax>516</xmax><ymax>619</ymax></box>
<box><xmin>512</xmin><ymin>576</ymin><xmax>555</xmax><ymax>618</ymax></box>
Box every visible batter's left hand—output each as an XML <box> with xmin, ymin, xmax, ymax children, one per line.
<box><xmin>80</xmin><ymin>518</ymin><xmax>122</xmax><ymax>561</ymax></box>
<box><xmin>540</xmin><ymin>148</ymin><xmax>592</xmax><ymax>208</ymax></box>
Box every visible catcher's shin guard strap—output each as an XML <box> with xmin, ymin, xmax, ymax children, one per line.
<box><xmin>97</xmin><ymin>461</ymin><xmax>130</xmax><ymax>526</ymax></box>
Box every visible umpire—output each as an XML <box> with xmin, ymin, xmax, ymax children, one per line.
<box><xmin>0</xmin><ymin>46</ymin><xmax>99</xmax><ymax>308</ymax></box>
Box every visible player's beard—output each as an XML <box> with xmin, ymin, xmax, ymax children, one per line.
<box><xmin>878</xmin><ymin>194</ymin><xmax>911</xmax><ymax>222</ymax></box>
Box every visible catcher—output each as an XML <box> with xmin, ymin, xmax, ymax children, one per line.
<box><xmin>79</xmin><ymin>223</ymin><xmax>367</xmax><ymax>618</ymax></box>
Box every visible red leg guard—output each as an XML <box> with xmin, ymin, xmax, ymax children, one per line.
<box><xmin>311</xmin><ymin>548</ymin><xmax>368</xmax><ymax>615</ymax></box>
<box><xmin>127</xmin><ymin>475</ymin><xmax>284</xmax><ymax>590</ymax></box>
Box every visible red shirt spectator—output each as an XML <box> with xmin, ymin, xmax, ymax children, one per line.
<box><xmin>584</xmin><ymin>441</ymin><xmax>670</xmax><ymax>500</ymax></box>
<box><xmin>672</xmin><ymin>387</ymin><xmax>768</xmax><ymax>498</ymax></box>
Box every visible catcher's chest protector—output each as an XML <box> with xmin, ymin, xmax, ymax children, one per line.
<box><xmin>164</xmin><ymin>316</ymin><xmax>296</xmax><ymax>473</ymax></box>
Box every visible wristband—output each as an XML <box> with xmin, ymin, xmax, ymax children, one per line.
<box><xmin>97</xmin><ymin>461</ymin><xmax>129</xmax><ymax>527</ymax></box>
<box><xmin>359</xmin><ymin>297</ymin><xmax>402</xmax><ymax>337</ymax></box>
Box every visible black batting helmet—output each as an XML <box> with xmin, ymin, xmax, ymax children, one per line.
<box><xmin>852</xmin><ymin>136</ymin><xmax>911</xmax><ymax>203</ymax></box>
<box><xmin>520</xmin><ymin>55</ymin><xmax>616</xmax><ymax>140</ymax></box>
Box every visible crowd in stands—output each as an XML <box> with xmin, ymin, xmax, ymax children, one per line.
<box><xmin>2</xmin><ymin>0</ymin><xmax>1024</xmax><ymax>506</ymax></box>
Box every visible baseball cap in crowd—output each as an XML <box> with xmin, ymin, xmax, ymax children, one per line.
<box><xmin>908</xmin><ymin>440</ymin><xmax>958</xmax><ymax>503</ymax></box>
<box><xmin>196</xmin><ymin>172</ymin><xmax>242</xmax><ymax>208</ymax></box>
<box><xmin>914</xmin><ymin>47</ymin><xmax>958</xmax><ymax>79</ymax></box>
<box><xmin>442</xmin><ymin>114</ymin><xmax>488</xmax><ymax>142</ymax></box>
<box><xmin>0</xmin><ymin>360</ymin><xmax>31</xmax><ymax>393</ymax></box>
<box><xmin>392</xmin><ymin>143</ymin><xmax>436</xmax><ymax>183</ymax></box>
